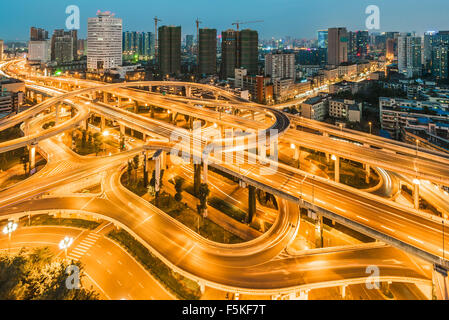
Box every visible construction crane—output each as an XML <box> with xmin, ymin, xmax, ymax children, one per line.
<box><xmin>195</xmin><ymin>18</ymin><xmax>202</xmax><ymax>67</ymax></box>
<box><xmin>232</xmin><ymin>20</ymin><xmax>263</xmax><ymax>31</ymax></box>
<box><xmin>154</xmin><ymin>16</ymin><xmax>162</xmax><ymax>60</ymax></box>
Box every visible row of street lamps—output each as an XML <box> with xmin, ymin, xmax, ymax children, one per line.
<box><xmin>2</xmin><ymin>221</ymin><xmax>74</xmax><ymax>257</ymax></box>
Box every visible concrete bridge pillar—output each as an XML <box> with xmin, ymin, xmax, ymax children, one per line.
<box><xmin>119</xmin><ymin>124</ymin><xmax>125</xmax><ymax>136</ymax></box>
<box><xmin>143</xmin><ymin>151</ymin><xmax>149</xmax><ymax>188</ymax></box>
<box><xmin>332</xmin><ymin>155</ymin><xmax>340</xmax><ymax>183</ymax></box>
<box><xmin>172</xmin><ymin>112</ymin><xmax>178</xmax><ymax>125</ymax></box>
<box><xmin>251</xmin><ymin>110</ymin><xmax>255</xmax><ymax>121</ymax></box>
<box><xmin>29</xmin><ymin>142</ymin><xmax>37</xmax><ymax>175</ymax></box>
<box><xmin>155</xmin><ymin>154</ymin><xmax>161</xmax><ymax>193</ymax></box>
<box><xmin>365</xmin><ymin>164</ymin><xmax>371</xmax><ymax>184</ymax></box>
<box><xmin>315</xmin><ymin>214</ymin><xmax>324</xmax><ymax>248</ymax></box>
<box><xmin>185</xmin><ymin>86</ymin><xmax>192</xmax><ymax>98</ymax></box>
<box><xmin>193</xmin><ymin>163</ymin><xmax>201</xmax><ymax>196</ymax></box>
<box><xmin>24</xmin><ymin>119</ymin><xmax>30</xmax><ymax>136</ymax></box>
<box><xmin>134</xmin><ymin>101</ymin><xmax>139</xmax><ymax>113</ymax></box>
<box><xmin>100</xmin><ymin>116</ymin><xmax>106</xmax><ymax>132</ymax></box>
<box><xmin>292</xmin><ymin>145</ymin><xmax>300</xmax><ymax>161</ymax></box>
<box><xmin>413</xmin><ymin>182</ymin><xmax>420</xmax><ymax>210</ymax></box>
<box><xmin>341</xmin><ymin>285</ymin><xmax>347</xmax><ymax>299</ymax></box>
<box><xmin>248</xmin><ymin>185</ymin><xmax>256</xmax><ymax>224</ymax></box>
<box><xmin>433</xmin><ymin>265</ymin><xmax>449</xmax><ymax>300</ymax></box>
<box><xmin>203</xmin><ymin>158</ymin><xmax>208</xmax><ymax>185</ymax></box>
<box><xmin>380</xmin><ymin>281</ymin><xmax>392</xmax><ymax>297</ymax></box>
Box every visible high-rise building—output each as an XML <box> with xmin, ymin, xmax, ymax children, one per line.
<box><xmin>327</xmin><ymin>27</ymin><xmax>348</xmax><ymax>66</ymax></box>
<box><xmin>431</xmin><ymin>45</ymin><xmax>449</xmax><ymax>80</ymax></box>
<box><xmin>123</xmin><ymin>31</ymin><xmax>155</xmax><ymax>59</ymax></box>
<box><xmin>199</xmin><ymin>28</ymin><xmax>217</xmax><ymax>75</ymax></box>
<box><xmin>239</xmin><ymin>29</ymin><xmax>258</xmax><ymax>75</ymax></box>
<box><xmin>158</xmin><ymin>26</ymin><xmax>181</xmax><ymax>76</ymax></box>
<box><xmin>398</xmin><ymin>33</ymin><xmax>422</xmax><ymax>78</ymax></box>
<box><xmin>348</xmin><ymin>30</ymin><xmax>369</xmax><ymax>60</ymax></box>
<box><xmin>77</xmin><ymin>39</ymin><xmax>87</xmax><ymax>56</ymax></box>
<box><xmin>30</xmin><ymin>27</ymin><xmax>49</xmax><ymax>41</ymax></box>
<box><xmin>144</xmin><ymin>32</ymin><xmax>155</xmax><ymax>58</ymax></box>
<box><xmin>0</xmin><ymin>40</ymin><xmax>3</xmax><ymax>61</ymax></box>
<box><xmin>51</xmin><ymin>29</ymin><xmax>78</xmax><ymax>63</ymax></box>
<box><xmin>264</xmin><ymin>52</ymin><xmax>295</xmax><ymax>80</ymax></box>
<box><xmin>386</xmin><ymin>38</ymin><xmax>396</xmax><ymax>61</ymax></box>
<box><xmin>87</xmin><ymin>11</ymin><xmax>122</xmax><ymax>71</ymax></box>
<box><xmin>221</xmin><ymin>29</ymin><xmax>238</xmax><ymax>79</ymax></box>
<box><xmin>28</xmin><ymin>40</ymin><xmax>51</xmax><ymax>63</ymax></box>
<box><xmin>220</xmin><ymin>29</ymin><xmax>258</xmax><ymax>79</ymax></box>
<box><xmin>317</xmin><ymin>30</ymin><xmax>328</xmax><ymax>49</ymax></box>
<box><xmin>185</xmin><ymin>34</ymin><xmax>194</xmax><ymax>54</ymax></box>
<box><xmin>424</xmin><ymin>31</ymin><xmax>437</xmax><ymax>72</ymax></box>
<box><xmin>28</xmin><ymin>27</ymin><xmax>50</xmax><ymax>63</ymax></box>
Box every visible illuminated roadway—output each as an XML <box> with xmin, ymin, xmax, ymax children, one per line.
<box><xmin>0</xmin><ymin>59</ymin><xmax>440</xmax><ymax>294</ymax></box>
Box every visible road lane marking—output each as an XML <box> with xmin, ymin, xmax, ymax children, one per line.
<box><xmin>356</xmin><ymin>215</ymin><xmax>369</xmax><ymax>222</ymax></box>
<box><xmin>175</xmin><ymin>244</ymin><xmax>196</xmax><ymax>266</ymax></box>
<box><xmin>117</xmin><ymin>260</ymin><xmax>122</xmax><ymax>265</ymax></box>
<box><xmin>408</xmin><ymin>236</ymin><xmax>424</xmax><ymax>245</ymax></box>
<box><xmin>381</xmin><ymin>225</ymin><xmax>395</xmax><ymax>232</ymax></box>
<box><xmin>117</xmin><ymin>280</ymin><xmax>122</xmax><ymax>286</ymax></box>
<box><xmin>95</xmin><ymin>222</ymin><xmax>112</xmax><ymax>234</ymax></box>
<box><xmin>85</xmin><ymin>272</ymin><xmax>111</xmax><ymax>300</ymax></box>
<box><xmin>138</xmin><ymin>282</ymin><xmax>144</xmax><ymax>289</ymax></box>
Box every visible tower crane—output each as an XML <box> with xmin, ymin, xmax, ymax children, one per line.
<box><xmin>195</xmin><ymin>18</ymin><xmax>202</xmax><ymax>66</ymax></box>
<box><xmin>154</xmin><ymin>16</ymin><xmax>162</xmax><ymax>60</ymax></box>
<box><xmin>232</xmin><ymin>20</ymin><xmax>264</xmax><ymax>31</ymax></box>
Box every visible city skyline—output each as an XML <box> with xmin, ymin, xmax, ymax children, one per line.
<box><xmin>1</xmin><ymin>0</ymin><xmax>449</xmax><ymax>41</ymax></box>
<box><xmin>2</xmin><ymin>0</ymin><xmax>449</xmax><ymax>304</ymax></box>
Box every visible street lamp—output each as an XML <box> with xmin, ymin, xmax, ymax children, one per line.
<box><xmin>415</xmin><ymin>139</ymin><xmax>419</xmax><ymax>156</ymax></box>
<box><xmin>59</xmin><ymin>236</ymin><xmax>74</xmax><ymax>258</ymax></box>
<box><xmin>368</xmin><ymin>122</ymin><xmax>372</xmax><ymax>135</ymax></box>
<box><xmin>3</xmin><ymin>221</ymin><xmax>18</xmax><ymax>253</ymax></box>
<box><xmin>3</xmin><ymin>221</ymin><xmax>17</xmax><ymax>240</ymax></box>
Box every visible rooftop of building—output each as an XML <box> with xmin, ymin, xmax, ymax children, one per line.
<box><xmin>349</xmin><ymin>104</ymin><xmax>361</xmax><ymax>111</ymax></box>
<box><xmin>303</xmin><ymin>96</ymin><xmax>325</xmax><ymax>105</ymax></box>
<box><xmin>0</xmin><ymin>78</ymin><xmax>24</xmax><ymax>85</ymax></box>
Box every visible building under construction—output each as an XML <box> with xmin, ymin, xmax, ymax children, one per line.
<box><xmin>221</xmin><ymin>29</ymin><xmax>258</xmax><ymax>79</ymax></box>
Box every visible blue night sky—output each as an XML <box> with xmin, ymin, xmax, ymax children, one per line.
<box><xmin>1</xmin><ymin>0</ymin><xmax>448</xmax><ymax>41</ymax></box>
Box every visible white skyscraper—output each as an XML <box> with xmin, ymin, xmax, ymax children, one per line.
<box><xmin>28</xmin><ymin>40</ymin><xmax>51</xmax><ymax>63</ymax></box>
<box><xmin>398</xmin><ymin>33</ymin><xmax>422</xmax><ymax>78</ymax></box>
<box><xmin>265</xmin><ymin>52</ymin><xmax>296</xmax><ymax>81</ymax></box>
<box><xmin>87</xmin><ymin>11</ymin><xmax>122</xmax><ymax>71</ymax></box>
